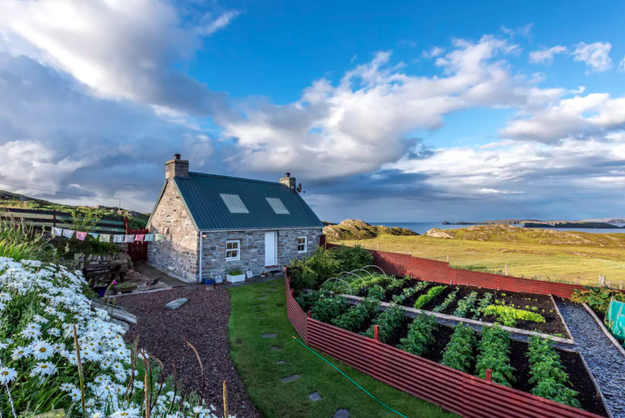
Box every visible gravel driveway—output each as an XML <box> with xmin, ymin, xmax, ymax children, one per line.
<box><xmin>115</xmin><ymin>286</ymin><xmax>261</xmax><ymax>418</ymax></box>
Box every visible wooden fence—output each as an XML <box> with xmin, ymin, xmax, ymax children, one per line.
<box><xmin>0</xmin><ymin>207</ymin><xmax>126</xmax><ymax>233</ymax></box>
<box><xmin>284</xmin><ymin>272</ymin><xmax>603</xmax><ymax>418</ymax></box>
<box><xmin>327</xmin><ymin>244</ymin><xmax>586</xmax><ymax>299</ymax></box>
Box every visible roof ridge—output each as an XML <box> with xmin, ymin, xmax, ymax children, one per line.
<box><xmin>189</xmin><ymin>171</ymin><xmax>283</xmax><ymax>186</ymax></box>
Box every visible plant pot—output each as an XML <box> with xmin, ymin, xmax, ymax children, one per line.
<box><xmin>91</xmin><ymin>285</ymin><xmax>108</xmax><ymax>297</ymax></box>
<box><xmin>226</xmin><ymin>273</ymin><xmax>245</xmax><ymax>283</ymax></box>
<box><xmin>203</xmin><ymin>278</ymin><xmax>215</xmax><ymax>285</ymax></box>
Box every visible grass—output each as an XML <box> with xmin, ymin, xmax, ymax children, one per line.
<box><xmin>228</xmin><ymin>279</ymin><xmax>456</xmax><ymax>418</ymax></box>
<box><xmin>336</xmin><ymin>225</ymin><xmax>625</xmax><ymax>286</ymax></box>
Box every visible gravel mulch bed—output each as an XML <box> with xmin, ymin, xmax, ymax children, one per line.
<box><xmin>556</xmin><ymin>299</ymin><xmax>625</xmax><ymax>418</ymax></box>
<box><xmin>114</xmin><ymin>286</ymin><xmax>261</xmax><ymax>418</ymax></box>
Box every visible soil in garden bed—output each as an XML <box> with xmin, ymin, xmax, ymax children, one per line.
<box><xmin>560</xmin><ymin>350</ymin><xmax>609</xmax><ymax>417</ymax></box>
<box><xmin>422</xmin><ymin>325</ymin><xmax>454</xmax><ymax>364</ymax></box>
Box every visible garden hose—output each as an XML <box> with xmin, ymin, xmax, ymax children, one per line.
<box><xmin>292</xmin><ymin>336</ymin><xmax>410</xmax><ymax>418</ymax></box>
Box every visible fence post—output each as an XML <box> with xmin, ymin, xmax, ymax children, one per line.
<box><xmin>307</xmin><ymin>311</ymin><xmax>311</xmax><ymax>318</ymax></box>
<box><xmin>52</xmin><ymin>210</ymin><xmax>56</xmax><ymax>228</ymax></box>
<box><xmin>376</xmin><ymin>244</ymin><xmax>380</xmax><ymax>251</ymax></box>
<box><xmin>485</xmin><ymin>369</ymin><xmax>492</xmax><ymax>382</ymax></box>
<box><xmin>505</xmin><ymin>265</ymin><xmax>508</xmax><ymax>276</ymax></box>
<box><xmin>373</xmin><ymin>325</ymin><xmax>380</xmax><ymax>342</ymax></box>
<box><xmin>290</xmin><ymin>289</ymin><xmax>294</xmax><ymax>297</ymax></box>
<box><xmin>446</xmin><ymin>255</ymin><xmax>449</xmax><ymax>263</ymax></box>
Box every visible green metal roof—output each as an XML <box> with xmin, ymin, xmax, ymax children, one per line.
<box><xmin>171</xmin><ymin>172</ymin><xmax>324</xmax><ymax>230</ymax></box>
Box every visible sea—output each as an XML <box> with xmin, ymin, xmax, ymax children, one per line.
<box><xmin>368</xmin><ymin>222</ymin><xmax>625</xmax><ymax>235</ymax></box>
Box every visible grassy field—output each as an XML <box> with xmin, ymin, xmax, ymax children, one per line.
<box><xmin>228</xmin><ymin>279</ymin><xmax>455</xmax><ymax>418</ymax></box>
<box><xmin>337</xmin><ymin>225</ymin><xmax>625</xmax><ymax>286</ymax></box>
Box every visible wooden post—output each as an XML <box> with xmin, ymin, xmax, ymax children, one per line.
<box><xmin>290</xmin><ymin>289</ymin><xmax>294</xmax><ymax>297</ymax></box>
<box><xmin>307</xmin><ymin>311</ymin><xmax>312</xmax><ymax>318</ymax></box>
<box><xmin>376</xmin><ymin>244</ymin><xmax>380</xmax><ymax>251</ymax></box>
<box><xmin>223</xmin><ymin>380</ymin><xmax>228</xmax><ymax>418</ymax></box>
<box><xmin>620</xmin><ymin>281</ymin><xmax>622</xmax><ymax>291</ymax></box>
<box><xmin>408</xmin><ymin>251</ymin><xmax>412</xmax><ymax>256</ymax></box>
<box><xmin>485</xmin><ymin>369</ymin><xmax>492</xmax><ymax>382</ymax></box>
<box><xmin>52</xmin><ymin>210</ymin><xmax>57</xmax><ymax>228</ymax></box>
<box><xmin>373</xmin><ymin>325</ymin><xmax>380</xmax><ymax>342</ymax></box>
<box><xmin>505</xmin><ymin>265</ymin><xmax>508</xmax><ymax>276</ymax></box>
<box><xmin>446</xmin><ymin>255</ymin><xmax>449</xmax><ymax>263</ymax></box>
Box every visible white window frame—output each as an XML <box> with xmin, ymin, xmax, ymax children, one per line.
<box><xmin>297</xmin><ymin>236</ymin><xmax>307</xmax><ymax>253</ymax></box>
<box><xmin>226</xmin><ymin>240</ymin><xmax>241</xmax><ymax>261</ymax></box>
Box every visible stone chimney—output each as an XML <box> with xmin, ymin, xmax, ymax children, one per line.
<box><xmin>165</xmin><ymin>154</ymin><xmax>189</xmax><ymax>180</ymax></box>
<box><xmin>280</xmin><ymin>172</ymin><xmax>296</xmax><ymax>190</ymax></box>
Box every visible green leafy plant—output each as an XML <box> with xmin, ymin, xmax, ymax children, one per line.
<box><xmin>398</xmin><ymin>314</ymin><xmax>439</xmax><ymax>356</ymax></box>
<box><xmin>367</xmin><ymin>284</ymin><xmax>386</xmax><ymax>300</ymax></box>
<box><xmin>441</xmin><ymin>324</ymin><xmax>476</xmax><ymax>373</ymax></box>
<box><xmin>311</xmin><ymin>294</ymin><xmax>349</xmax><ymax>323</ymax></box>
<box><xmin>296</xmin><ymin>290</ymin><xmax>324</xmax><ymax>312</ymax></box>
<box><xmin>414</xmin><ymin>285</ymin><xmax>446</xmax><ymax>309</ymax></box>
<box><xmin>484</xmin><ymin>304</ymin><xmax>546</xmax><ymax>326</ymax></box>
<box><xmin>472</xmin><ymin>292</ymin><xmax>493</xmax><ymax>319</ymax></box>
<box><xmin>433</xmin><ymin>287</ymin><xmax>459</xmax><ymax>313</ymax></box>
<box><xmin>363</xmin><ymin>305</ymin><xmax>407</xmax><ymax>343</ymax></box>
<box><xmin>526</xmin><ymin>336</ymin><xmax>580</xmax><ymax>408</ymax></box>
<box><xmin>229</xmin><ymin>269</ymin><xmax>243</xmax><ymax>276</ymax></box>
<box><xmin>475</xmin><ymin>324</ymin><xmax>515</xmax><ymax>387</ymax></box>
<box><xmin>570</xmin><ymin>287</ymin><xmax>625</xmax><ymax>313</ymax></box>
<box><xmin>453</xmin><ymin>291</ymin><xmax>478</xmax><ymax>318</ymax></box>
<box><xmin>333</xmin><ymin>297</ymin><xmax>380</xmax><ymax>332</ymax></box>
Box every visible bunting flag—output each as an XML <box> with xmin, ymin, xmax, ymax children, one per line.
<box><xmin>134</xmin><ymin>234</ymin><xmax>145</xmax><ymax>242</ymax></box>
<box><xmin>155</xmin><ymin>233</ymin><xmax>165</xmax><ymax>241</ymax></box>
<box><xmin>124</xmin><ymin>235</ymin><xmax>135</xmax><ymax>243</ymax></box>
<box><xmin>89</xmin><ymin>232</ymin><xmax>99</xmax><ymax>240</ymax></box>
<box><xmin>76</xmin><ymin>231</ymin><xmax>88</xmax><ymax>241</ymax></box>
<box><xmin>62</xmin><ymin>229</ymin><xmax>75</xmax><ymax>239</ymax></box>
<box><xmin>144</xmin><ymin>234</ymin><xmax>154</xmax><ymax>242</ymax></box>
<box><xmin>52</xmin><ymin>227</ymin><xmax>63</xmax><ymax>237</ymax></box>
<box><xmin>113</xmin><ymin>235</ymin><xmax>124</xmax><ymax>244</ymax></box>
<box><xmin>100</xmin><ymin>234</ymin><xmax>111</xmax><ymax>243</ymax></box>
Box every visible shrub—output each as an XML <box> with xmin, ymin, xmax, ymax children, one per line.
<box><xmin>453</xmin><ymin>291</ymin><xmax>478</xmax><ymax>318</ymax></box>
<box><xmin>398</xmin><ymin>314</ymin><xmax>439</xmax><ymax>356</ymax></box>
<box><xmin>441</xmin><ymin>324</ymin><xmax>476</xmax><ymax>373</ymax></box>
<box><xmin>414</xmin><ymin>285</ymin><xmax>446</xmax><ymax>309</ymax></box>
<box><xmin>363</xmin><ymin>305</ymin><xmax>407</xmax><ymax>343</ymax></box>
<box><xmin>475</xmin><ymin>324</ymin><xmax>515</xmax><ymax>387</ymax></box>
<box><xmin>527</xmin><ymin>336</ymin><xmax>580</xmax><ymax>408</ymax></box>
<box><xmin>433</xmin><ymin>287</ymin><xmax>459</xmax><ymax>313</ymax></box>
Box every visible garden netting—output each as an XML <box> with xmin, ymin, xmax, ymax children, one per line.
<box><xmin>605</xmin><ymin>299</ymin><xmax>625</xmax><ymax>341</ymax></box>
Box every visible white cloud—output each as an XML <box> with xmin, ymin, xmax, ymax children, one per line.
<box><xmin>572</xmin><ymin>42</ymin><xmax>612</xmax><ymax>73</ymax></box>
<box><xmin>619</xmin><ymin>56</ymin><xmax>625</xmax><ymax>72</ymax></box>
<box><xmin>500</xmin><ymin>23</ymin><xmax>533</xmax><ymax>38</ymax></box>
<box><xmin>528</xmin><ymin>46</ymin><xmax>567</xmax><ymax>65</ymax></box>
<box><xmin>421</xmin><ymin>46</ymin><xmax>444</xmax><ymax>58</ymax></box>
<box><xmin>0</xmin><ymin>0</ymin><xmax>238</xmax><ymax>116</ymax></box>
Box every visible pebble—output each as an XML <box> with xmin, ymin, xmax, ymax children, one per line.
<box><xmin>261</xmin><ymin>333</ymin><xmax>277</xmax><ymax>338</ymax></box>
<box><xmin>556</xmin><ymin>300</ymin><xmax>625</xmax><ymax>418</ymax></box>
<box><xmin>281</xmin><ymin>375</ymin><xmax>301</xmax><ymax>383</ymax></box>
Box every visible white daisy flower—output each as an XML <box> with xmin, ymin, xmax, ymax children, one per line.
<box><xmin>0</xmin><ymin>291</ymin><xmax>12</xmax><ymax>301</ymax></box>
<box><xmin>0</xmin><ymin>367</ymin><xmax>17</xmax><ymax>384</ymax></box>
<box><xmin>31</xmin><ymin>361</ymin><xmax>57</xmax><ymax>377</ymax></box>
<box><xmin>110</xmin><ymin>408</ymin><xmax>140</xmax><ymax>418</ymax></box>
<box><xmin>32</xmin><ymin>341</ymin><xmax>54</xmax><ymax>360</ymax></box>
<box><xmin>60</xmin><ymin>382</ymin><xmax>76</xmax><ymax>392</ymax></box>
<box><xmin>11</xmin><ymin>346</ymin><xmax>32</xmax><ymax>360</ymax></box>
<box><xmin>70</xmin><ymin>388</ymin><xmax>82</xmax><ymax>401</ymax></box>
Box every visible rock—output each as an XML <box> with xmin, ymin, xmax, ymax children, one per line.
<box><xmin>333</xmin><ymin>409</ymin><xmax>350</xmax><ymax>418</ymax></box>
<box><xmin>261</xmin><ymin>333</ymin><xmax>277</xmax><ymax>338</ymax></box>
<box><xmin>275</xmin><ymin>360</ymin><xmax>288</xmax><ymax>364</ymax></box>
<box><xmin>281</xmin><ymin>375</ymin><xmax>300</xmax><ymax>383</ymax></box>
<box><xmin>164</xmin><ymin>298</ymin><xmax>189</xmax><ymax>310</ymax></box>
<box><xmin>309</xmin><ymin>392</ymin><xmax>322</xmax><ymax>402</ymax></box>
<box><xmin>271</xmin><ymin>346</ymin><xmax>282</xmax><ymax>351</ymax></box>
<box><xmin>424</xmin><ymin>228</ymin><xmax>454</xmax><ymax>239</ymax></box>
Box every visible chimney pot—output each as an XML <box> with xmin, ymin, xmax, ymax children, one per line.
<box><xmin>280</xmin><ymin>172</ymin><xmax>296</xmax><ymax>190</ymax></box>
<box><xmin>174</xmin><ymin>153</ymin><xmax>181</xmax><ymax>160</ymax></box>
<box><xmin>285</xmin><ymin>172</ymin><xmax>290</xmax><ymax>177</ymax></box>
<box><xmin>166</xmin><ymin>153</ymin><xmax>189</xmax><ymax>180</ymax></box>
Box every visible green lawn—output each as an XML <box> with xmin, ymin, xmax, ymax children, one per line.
<box><xmin>228</xmin><ymin>279</ymin><xmax>456</xmax><ymax>418</ymax></box>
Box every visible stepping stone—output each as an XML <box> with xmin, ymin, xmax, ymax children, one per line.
<box><xmin>281</xmin><ymin>375</ymin><xmax>301</xmax><ymax>383</ymax></box>
<box><xmin>275</xmin><ymin>360</ymin><xmax>288</xmax><ymax>364</ymax></box>
<box><xmin>261</xmin><ymin>333</ymin><xmax>277</xmax><ymax>338</ymax></box>
<box><xmin>266</xmin><ymin>288</ymin><xmax>277</xmax><ymax>292</ymax></box>
<box><xmin>333</xmin><ymin>409</ymin><xmax>349</xmax><ymax>418</ymax></box>
<box><xmin>259</xmin><ymin>297</ymin><xmax>267</xmax><ymax>300</ymax></box>
<box><xmin>271</xmin><ymin>346</ymin><xmax>282</xmax><ymax>351</ymax></box>
<box><xmin>164</xmin><ymin>298</ymin><xmax>188</xmax><ymax>310</ymax></box>
<box><xmin>309</xmin><ymin>392</ymin><xmax>322</xmax><ymax>402</ymax></box>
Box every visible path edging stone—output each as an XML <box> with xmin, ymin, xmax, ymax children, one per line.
<box><xmin>583</xmin><ymin>303</ymin><xmax>625</xmax><ymax>359</ymax></box>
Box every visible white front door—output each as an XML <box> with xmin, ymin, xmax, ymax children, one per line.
<box><xmin>264</xmin><ymin>231</ymin><xmax>278</xmax><ymax>267</ymax></box>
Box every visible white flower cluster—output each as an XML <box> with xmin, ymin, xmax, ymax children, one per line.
<box><xmin>0</xmin><ymin>257</ymin><xmax>235</xmax><ymax>418</ymax></box>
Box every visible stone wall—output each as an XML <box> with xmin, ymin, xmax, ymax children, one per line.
<box><xmin>147</xmin><ymin>180</ymin><xmax>199</xmax><ymax>282</ymax></box>
<box><xmin>201</xmin><ymin>228</ymin><xmax>323</xmax><ymax>279</ymax></box>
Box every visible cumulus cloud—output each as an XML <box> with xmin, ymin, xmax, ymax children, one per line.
<box><xmin>421</xmin><ymin>46</ymin><xmax>444</xmax><ymax>58</ymax></box>
<box><xmin>572</xmin><ymin>42</ymin><xmax>613</xmax><ymax>73</ymax></box>
<box><xmin>0</xmin><ymin>0</ymin><xmax>238</xmax><ymax>117</ymax></box>
<box><xmin>528</xmin><ymin>46</ymin><xmax>567</xmax><ymax>65</ymax></box>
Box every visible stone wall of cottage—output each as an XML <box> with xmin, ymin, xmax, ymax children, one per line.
<box><xmin>201</xmin><ymin>228</ymin><xmax>323</xmax><ymax>279</ymax></box>
<box><xmin>147</xmin><ymin>181</ymin><xmax>199</xmax><ymax>282</ymax></box>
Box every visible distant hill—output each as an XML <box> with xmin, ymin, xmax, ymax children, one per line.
<box><xmin>323</xmin><ymin>219</ymin><xmax>418</xmax><ymax>241</ymax></box>
<box><xmin>0</xmin><ymin>190</ymin><xmax>149</xmax><ymax>229</ymax></box>
<box><xmin>424</xmin><ymin>224</ymin><xmax>625</xmax><ymax>248</ymax></box>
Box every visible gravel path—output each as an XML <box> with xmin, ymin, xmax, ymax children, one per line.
<box><xmin>556</xmin><ymin>299</ymin><xmax>625</xmax><ymax>418</ymax></box>
<box><xmin>115</xmin><ymin>286</ymin><xmax>261</xmax><ymax>418</ymax></box>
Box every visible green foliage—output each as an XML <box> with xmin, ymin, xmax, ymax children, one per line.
<box><xmin>471</xmin><ymin>292</ymin><xmax>493</xmax><ymax>319</ymax></box>
<box><xmin>333</xmin><ymin>297</ymin><xmax>380</xmax><ymax>332</ymax></box>
<box><xmin>398</xmin><ymin>314</ymin><xmax>439</xmax><ymax>357</ymax></box>
<box><xmin>571</xmin><ymin>287</ymin><xmax>625</xmax><ymax>313</ymax></box>
<box><xmin>295</xmin><ymin>290</ymin><xmax>324</xmax><ymax>312</ymax></box>
<box><xmin>475</xmin><ymin>324</ymin><xmax>515</xmax><ymax>387</ymax></box>
<box><xmin>0</xmin><ymin>219</ymin><xmax>57</xmax><ymax>262</ymax></box>
<box><xmin>52</xmin><ymin>234</ymin><xmax>121</xmax><ymax>259</ymax></box>
<box><xmin>367</xmin><ymin>284</ymin><xmax>386</xmax><ymax>300</ymax></box>
<box><xmin>433</xmin><ymin>287</ymin><xmax>459</xmax><ymax>313</ymax></box>
<box><xmin>414</xmin><ymin>285</ymin><xmax>446</xmax><ymax>309</ymax></box>
<box><xmin>441</xmin><ymin>324</ymin><xmax>476</xmax><ymax>373</ymax></box>
<box><xmin>363</xmin><ymin>305</ymin><xmax>407</xmax><ymax>343</ymax></box>
<box><xmin>311</xmin><ymin>294</ymin><xmax>349</xmax><ymax>323</ymax></box>
<box><xmin>527</xmin><ymin>336</ymin><xmax>580</xmax><ymax>408</ymax></box>
<box><xmin>391</xmin><ymin>286</ymin><xmax>420</xmax><ymax>304</ymax></box>
<box><xmin>288</xmin><ymin>246</ymin><xmax>373</xmax><ymax>291</ymax></box>
<box><xmin>484</xmin><ymin>304</ymin><xmax>546</xmax><ymax>326</ymax></box>
<box><xmin>229</xmin><ymin>269</ymin><xmax>243</xmax><ymax>275</ymax></box>
<box><xmin>453</xmin><ymin>291</ymin><xmax>478</xmax><ymax>317</ymax></box>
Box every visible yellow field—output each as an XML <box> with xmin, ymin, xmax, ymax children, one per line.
<box><xmin>336</xmin><ymin>225</ymin><xmax>625</xmax><ymax>287</ymax></box>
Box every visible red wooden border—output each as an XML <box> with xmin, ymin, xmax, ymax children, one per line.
<box><xmin>124</xmin><ymin>218</ymin><xmax>148</xmax><ymax>262</ymax></box>
<box><xmin>327</xmin><ymin>244</ymin><xmax>586</xmax><ymax>299</ymax></box>
<box><xmin>284</xmin><ymin>271</ymin><xmax>603</xmax><ymax>418</ymax></box>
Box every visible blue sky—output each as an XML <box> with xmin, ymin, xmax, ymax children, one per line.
<box><xmin>0</xmin><ymin>0</ymin><xmax>624</xmax><ymax>223</ymax></box>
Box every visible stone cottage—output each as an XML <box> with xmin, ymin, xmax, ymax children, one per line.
<box><xmin>147</xmin><ymin>154</ymin><xmax>324</xmax><ymax>283</ymax></box>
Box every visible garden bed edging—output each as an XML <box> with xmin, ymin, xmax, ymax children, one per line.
<box><xmin>582</xmin><ymin>303</ymin><xmax>625</xmax><ymax>358</ymax></box>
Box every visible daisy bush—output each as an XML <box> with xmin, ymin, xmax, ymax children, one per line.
<box><xmin>0</xmin><ymin>257</ymin><xmax>234</xmax><ymax>418</ymax></box>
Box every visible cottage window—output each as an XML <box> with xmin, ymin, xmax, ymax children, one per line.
<box><xmin>297</xmin><ymin>236</ymin><xmax>307</xmax><ymax>253</ymax></box>
<box><xmin>226</xmin><ymin>240</ymin><xmax>240</xmax><ymax>261</ymax></box>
